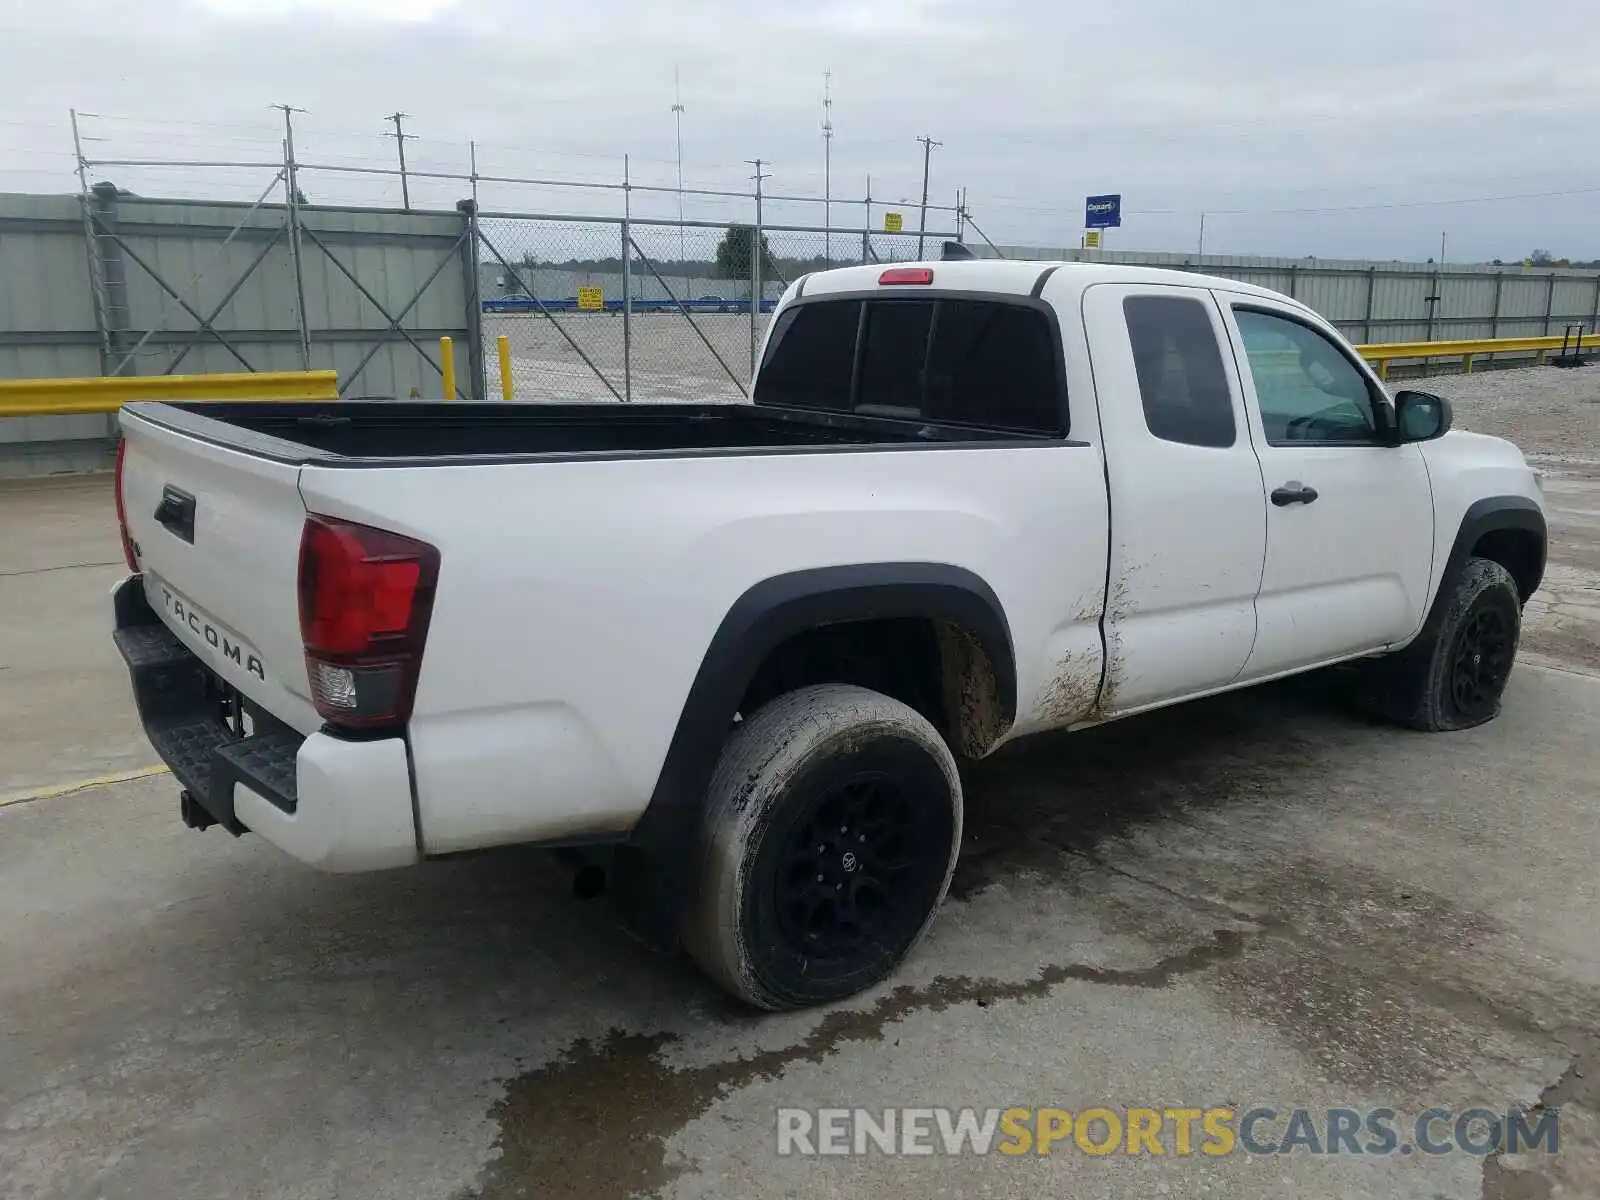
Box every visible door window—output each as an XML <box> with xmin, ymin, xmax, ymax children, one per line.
<box><xmin>1234</xmin><ymin>309</ymin><xmax>1382</xmax><ymax>445</ymax></box>
<box><xmin>1123</xmin><ymin>295</ymin><xmax>1236</xmax><ymax>448</ymax></box>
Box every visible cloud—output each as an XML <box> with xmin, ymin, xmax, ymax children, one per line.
<box><xmin>1</xmin><ymin>0</ymin><xmax>1596</xmax><ymax>260</ymax></box>
<box><xmin>190</xmin><ymin>0</ymin><xmax>457</xmax><ymax>19</ymax></box>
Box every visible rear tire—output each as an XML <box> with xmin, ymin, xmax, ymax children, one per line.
<box><xmin>684</xmin><ymin>684</ymin><xmax>962</xmax><ymax>1010</ymax></box>
<box><xmin>1359</xmin><ymin>556</ymin><xmax>1521</xmax><ymax>732</ymax></box>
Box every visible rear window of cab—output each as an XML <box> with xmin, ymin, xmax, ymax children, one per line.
<box><xmin>755</xmin><ymin>297</ymin><xmax>1065</xmax><ymax>436</ymax></box>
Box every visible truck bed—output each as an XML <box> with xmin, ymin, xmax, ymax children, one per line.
<box><xmin>125</xmin><ymin>400</ymin><xmax>1039</xmax><ymax>465</ymax></box>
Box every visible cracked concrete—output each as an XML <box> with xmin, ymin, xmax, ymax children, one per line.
<box><xmin>3</xmin><ymin>363</ymin><xmax>1599</xmax><ymax>1199</ymax></box>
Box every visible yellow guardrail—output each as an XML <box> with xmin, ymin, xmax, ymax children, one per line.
<box><xmin>0</xmin><ymin>370</ymin><xmax>339</xmax><ymax>418</ymax></box>
<box><xmin>2</xmin><ymin>328</ymin><xmax>1596</xmax><ymax>415</ymax></box>
<box><xmin>1355</xmin><ymin>332</ymin><xmax>1600</xmax><ymax>379</ymax></box>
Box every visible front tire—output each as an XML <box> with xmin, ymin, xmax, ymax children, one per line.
<box><xmin>1360</xmin><ymin>556</ymin><xmax>1521</xmax><ymax>731</ymax></box>
<box><xmin>684</xmin><ymin>684</ymin><xmax>962</xmax><ymax>1010</ymax></box>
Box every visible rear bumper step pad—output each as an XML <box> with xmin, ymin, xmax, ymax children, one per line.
<box><xmin>113</xmin><ymin>609</ymin><xmax>302</xmax><ymax>833</ymax></box>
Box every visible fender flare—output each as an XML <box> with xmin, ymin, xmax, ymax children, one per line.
<box><xmin>612</xmin><ymin>562</ymin><xmax>1016</xmax><ymax>949</ymax></box>
<box><xmin>1413</xmin><ymin>495</ymin><xmax>1546</xmax><ymax>649</ymax></box>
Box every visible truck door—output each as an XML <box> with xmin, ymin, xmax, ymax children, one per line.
<box><xmin>1213</xmin><ymin>293</ymin><xmax>1435</xmax><ymax>679</ymax></box>
<box><xmin>1081</xmin><ymin>282</ymin><xmax>1268</xmax><ymax>714</ymax></box>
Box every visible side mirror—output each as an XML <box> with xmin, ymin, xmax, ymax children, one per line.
<box><xmin>1393</xmin><ymin>390</ymin><xmax>1453</xmax><ymax>443</ymax></box>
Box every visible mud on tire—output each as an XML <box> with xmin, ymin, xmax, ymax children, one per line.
<box><xmin>1359</xmin><ymin>556</ymin><xmax>1522</xmax><ymax>732</ymax></box>
<box><xmin>683</xmin><ymin>684</ymin><xmax>962</xmax><ymax>1010</ymax></box>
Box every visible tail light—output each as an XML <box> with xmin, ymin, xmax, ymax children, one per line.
<box><xmin>298</xmin><ymin>514</ymin><xmax>439</xmax><ymax>731</ymax></box>
<box><xmin>879</xmin><ymin>267</ymin><xmax>934</xmax><ymax>285</ymax></box>
<box><xmin>113</xmin><ymin>438</ymin><xmax>139</xmax><ymax>571</ymax></box>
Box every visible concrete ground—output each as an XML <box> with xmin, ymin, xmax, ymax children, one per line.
<box><xmin>3</xmin><ymin>365</ymin><xmax>1599</xmax><ymax>1199</ymax></box>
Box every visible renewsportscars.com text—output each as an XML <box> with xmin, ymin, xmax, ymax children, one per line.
<box><xmin>776</xmin><ymin>1105</ymin><xmax>1559</xmax><ymax>1158</ymax></box>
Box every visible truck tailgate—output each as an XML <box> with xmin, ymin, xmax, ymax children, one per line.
<box><xmin>119</xmin><ymin>410</ymin><xmax>320</xmax><ymax>734</ymax></box>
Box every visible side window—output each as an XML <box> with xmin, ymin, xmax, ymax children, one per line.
<box><xmin>1122</xmin><ymin>295</ymin><xmax>1236</xmax><ymax>448</ymax></box>
<box><xmin>1234</xmin><ymin>309</ymin><xmax>1381</xmax><ymax>445</ymax></box>
<box><xmin>753</xmin><ymin>300</ymin><xmax>860</xmax><ymax>411</ymax></box>
<box><xmin>925</xmin><ymin>301</ymin><xmax>1063</xmax><ymax>435</ymax></box>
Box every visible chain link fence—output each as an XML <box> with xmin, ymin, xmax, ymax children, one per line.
<box><xmin>476</xmin><ymin>215</ymin><xmax>959</xmax><ymax>402</ymax></box>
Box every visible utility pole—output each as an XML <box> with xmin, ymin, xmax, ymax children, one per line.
<box><xmin>822</xmin><ymin>71</ymin><xmax>834</xmax><ymax>265</ymax></box>
<box><xmin>916</xmin><ymin>135</ymin><xmax>941</xmax><ymax>260</ymax></box>
<box><xmin>672</xmin><ymin>67</ymin><xmax>686</xmax><ymax>297</ymax></box>
<box><xmin>623</xmin><ymin>154</ymin><xmax>632</xmax><ymax>403</ymax></box>
<box><xmin>273</xmin><ymin>103</ymin><xmax>311</xmax><ymax>368</ymax></box>
<box><xmin>1198</xmin><ymin>212</ymin><xmax>1206</xmax><ymax>256</ymax></box>
<box><xmin>747</xmin><ymin>158</ymin><xmax>768</xmax><ymax>380</ymax></box>
<box><xmin>386</xmin><ymin>112</ymin><xmax>413</xmax><ymax>211</ymax></box>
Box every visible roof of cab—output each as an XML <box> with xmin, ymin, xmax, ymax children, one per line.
<box><xmin>795</xmin><ymin>258</ymin><xmax>1300</xmax><ymax>309</ymax></box>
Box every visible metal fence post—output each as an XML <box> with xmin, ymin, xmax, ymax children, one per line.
<box><xmin>1591</xmin><ymin>273</ymin><xmax>1600</xmax><ymax>332</ymax></box>
<box><xmin>1362</xmin><ymin>266</ymin><xmax>1376</xmax><ymax>344</ymax></box>
<box><xmin>71</xmin><ymin>111</ymin><xmax>114</xmax><ymax>377</ymax></box>
<box><xmin>1544</xmin><ymin>273</ymin><xmax>1557</xmax><ymax>335</ymax></box>
<box><xmin>1288</xmin><ymin>264</ymin><xmax>1300</xmax><ymax>300</ymax></box>
<box><xmin>457</xmin><ymin>199</ymin><xmax>485</xmax><ymax>400</ymax></box>
<box><xmin>750</xmin><ymin>160</ymin><xmax>765</xmax><ymax>381</ymax></box>
<box><xmin>622</xmin><ymin>156</ymin><xmax>633</xmax><ymax>403</ymax></box>
<box><xmin>280</xmin><ymin>114</ymin><xmax>312</xmax><ymax>370</ymax></box>
<box><xmin>89</xmin><ymin>183</ymin><xmax>134</xmax><ymax>375</ymax></box>
<box><xmin>1425</xmin><ymin>264</ymin><xmax>1441</xmax><ymax>344</ymax></box>
<box><xmin>1490</xmin><ymin>272</ymin><xmax>1504</xmax><ymax>339</ymax></box>
<box><xmin>862</xmin><ymin>175</ymin><xmax>871</xmax><ymax>265</ymax></box>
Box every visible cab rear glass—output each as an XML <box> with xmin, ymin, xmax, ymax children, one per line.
<box><xmin>755</xmin><ymin>297</ymin><xmax>1065</xmax><ymax>436</ymax></box>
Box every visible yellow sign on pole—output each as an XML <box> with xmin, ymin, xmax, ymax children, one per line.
<box><xmin>884</xmin><ymin>212</ymin><xmax>904</xmax><ymax>233</ymax></box>
<box><xmin>577</xmin><ymin>286</ymin><xmax>604</xmax><ymax>311</ymax></box>
<box><xmin>1084</xmin><ymin>230</ymin><xmax>1102</xmax><ymax>249</ymax></box>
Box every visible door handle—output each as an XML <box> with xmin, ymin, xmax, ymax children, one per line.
<box><xmin>1271</xmin><ymin>482</ymin><xmax>1319</xmax><ymax>507</ymax></box>
<box><xmin>153</xmin><ymin>486</ymin><xmax>197</xmax><ymax>543</ymax></box>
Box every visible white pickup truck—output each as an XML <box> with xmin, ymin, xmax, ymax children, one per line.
<box><xmin>112</xmin><ymin>258</ymin><xmax>1546</xmax><ymax>1009</ymax></box>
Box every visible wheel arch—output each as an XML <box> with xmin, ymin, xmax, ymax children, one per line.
<box><xmin>612</xmin><ymin>562</ymin><xmax>1015</xmax><ymax>949</ymax></box>
<box><xmin>1416</xmin><ymin>495</ymin><xmax>1546</xmax><ymax>649</ymax></box>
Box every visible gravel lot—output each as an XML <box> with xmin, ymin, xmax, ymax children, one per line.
<box><xmin>1</xmin><ymin>364</ymin><xmax>1597</xmax><ymax>1199</ymax></box>
<box><xmin>483</xmin><ymin>312</ymin><xmax>767</xmax><ymax>403</ymax></box>
<box><xmin>1416</xmin><ymin>365</ymin><xmax>1600</xmax><ymax>671</ymax></box>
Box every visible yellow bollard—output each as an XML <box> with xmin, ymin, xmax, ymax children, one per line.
<box><xmin>440</xmin><ymin>336</ymin><xmax>456</xmax><ymax>400</ymax></box>
<box><xmin>497</xmin><ymin>334</ymin><xmax>513</xmax><ymax>401</ymax></box>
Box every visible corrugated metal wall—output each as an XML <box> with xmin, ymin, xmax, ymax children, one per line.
<box><xmin>0</xmin><ymin>190</ymin><xmax>474</xmax><ymax>461</ymax></box>
<box><xmin>0</xmin><ymin>194</ymin><xmax>111</xmax><ymax>454</ymax></box>
<box><xmin>994</xmin><ymin>243</ymin><xmax>1600</xmax><ymax>345</ymax></box>
<box><xmin>95</xmin><ymin>196</ymin><xmax>472</xmax><ymax>396</ymax></box>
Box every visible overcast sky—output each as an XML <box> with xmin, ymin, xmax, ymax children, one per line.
<box><xmin>2</xmin><ymin>0</ymin><xmax>1598</xmax><ymax>262</ymax></box>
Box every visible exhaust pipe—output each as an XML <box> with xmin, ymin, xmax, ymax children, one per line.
<box><xmin>573</xmin><ymin>863</ymin><xmax>607</xmax><ymax>900</ymax></box>
<box><xmin>551</xmin><ymin>847</ymin><xmax>608</xmax><ymax>899</ymax></box>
